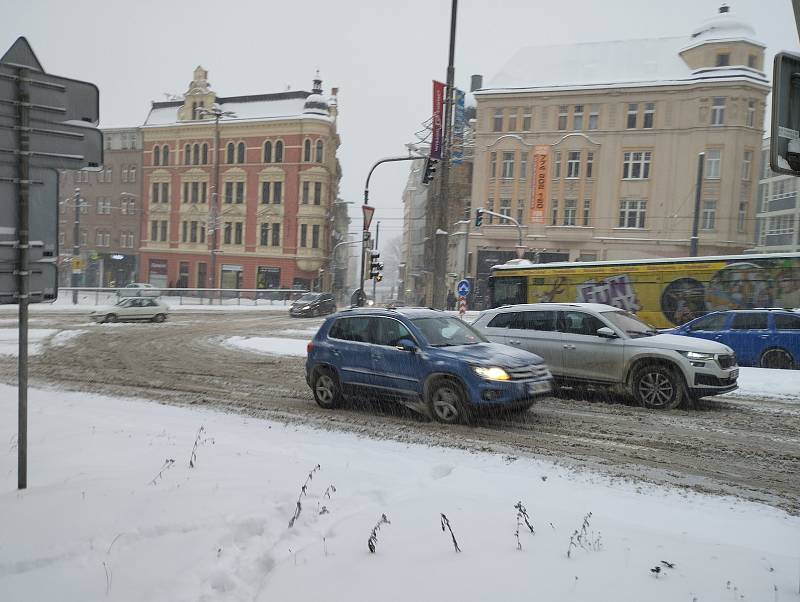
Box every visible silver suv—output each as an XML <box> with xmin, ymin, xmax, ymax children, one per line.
<box><xmin>472</xmin><ymin>303</ymin><xmax>738</xmax><ymax>409</ymax></box>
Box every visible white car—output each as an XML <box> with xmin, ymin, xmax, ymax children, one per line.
<box><xmin>90</xmin><ymin>298</ymin><xmax>169</xmax><ymax>323</ymax></box>
<box><xmin>118</xmin><ymin>283</ymin><xmax>161</xmax><ymax>298</ymax></box>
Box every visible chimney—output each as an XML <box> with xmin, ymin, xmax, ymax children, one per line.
<box><xmin>470</xmin><ymin>74</ymin><xmax>483</xmax><ymax>92</ymax></box>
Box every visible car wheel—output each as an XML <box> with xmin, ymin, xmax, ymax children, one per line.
<box><xmin>427</xmin><ymin>378</ymin><xmax>468</xmax><ymax>424</ymax></box>
<box><xmin>152</xmin><ymin>313</ymin><xmax>167</xmax><ymax>323</ymax></box>
<box><xmin>632</xmin><ymin>364</ymin><xmax>684</xmax><ymax>410</ymax></box>
<box><xmin>759</xmin><ymin>348</ymin><xmax>794</xmax><ymax>370</ymax></box>
<box><xmin>313</xmin><ymin>367</ymin><xmax>342</xmax><ymax>409</ymax></box>
<box><xmin>105</xmin><ymin>314</ymin><xmax>117</xmax><ymax>323</ymax></box>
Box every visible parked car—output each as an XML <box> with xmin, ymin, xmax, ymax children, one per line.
<box><xmin>290</xmin><ymin>292</ymin><xmax>337</xmax><ymax>317</ymax></box>
<box><xmin>667</xmin><ymin>309</ymin><xmax>800</xmax><ymax>369</ymax></box>
<box><xmin>472</xmin><ymin>303</ymin><xmax>738</xmax><ymax>409</ymax></box>
<box><xmin>118</xmin><ymin>283</ymin><xmax>161</xmax><ymax>298</ymax></box>
<box><xmin>90</xmin><ymin>298</ymin><xmax>169</xmax><ymax>323</ymax></box>
<box><xmin>305</xmin><ymin>307</ymin><xmax>552</xmax><ymax>423</ymax></box>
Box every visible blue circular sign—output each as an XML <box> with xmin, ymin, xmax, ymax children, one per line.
<box><xmin>457</xmin><ymin>279</ymin><xmax>470</xmax><ymax>296</ymax></box>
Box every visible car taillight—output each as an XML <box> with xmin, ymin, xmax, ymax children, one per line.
<box><xmin>307</xmin><ymin>341</ymin><xmax>314</xmax><ymax>353</ymax></box>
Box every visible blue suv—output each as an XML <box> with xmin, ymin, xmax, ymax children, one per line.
<box><xmin>305</xmin><ymin>308</ymin><xmax>552</xmax><ymax>423</ymax></box>
<box><xmin>669</xmin><ymin>309</ymin><xmax>800</xmax><ymax>369</ymax></box>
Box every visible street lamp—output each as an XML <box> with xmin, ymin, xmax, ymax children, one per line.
<box><xmin>197</xmin><ymin>104</ymin><xmax>236</xmax><ymax>288</ymax></box>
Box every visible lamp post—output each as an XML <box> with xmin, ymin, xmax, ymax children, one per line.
<box><xmin>197</xmin><ymin>104</ymin><xmax>235</xmax><ymax>288</ymax></box>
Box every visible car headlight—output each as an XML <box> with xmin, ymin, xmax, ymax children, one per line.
<box><xmin>302</xmin><ymin>305</ymin><xmax>311</xmax><ymax>310</ymax></box>
<box><xmin>679</xmin><ymin>351</ymin><xmax>716</xmax><ymax>361</ymax></box>
<box><xmin>473</xmin><ymin>366</ymin><xmax>511</xmax><ymax>381</ymax></box>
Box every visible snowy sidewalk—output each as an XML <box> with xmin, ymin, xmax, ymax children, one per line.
<box><xmin>1</xmin><ymin>385</ymin><xmax>797</xmax><ymax>602</ymax></box>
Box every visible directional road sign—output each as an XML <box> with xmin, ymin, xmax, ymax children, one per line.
<box><xmin>457</xmin><ymin>279</ymin><xmax>470</xmax><ymax>297</ymax></box>
<box><xmin>0</xmin><ymin>116</ymin><xmax>103</xmax><ymax>169</ymax></box>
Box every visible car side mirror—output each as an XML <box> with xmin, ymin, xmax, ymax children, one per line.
<box><xmin>396</xmin><ymin>338</ymin><xmax>418</xmax><ymax>352</ymax></box>
<box><xmin>596</xmin><ymin>327</ymin><xmax>617</xmax><ymax>339</ymax></box>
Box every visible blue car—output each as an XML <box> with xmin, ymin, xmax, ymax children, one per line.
<box><xmin>669</xmin><ymin>309</ymin><xmax>800</xmax><ymax>369</ymax></box>
<box><xmin>305</xmin><ymin>307</ymin><xmax>553</xmax><ymax>423</ymax></box>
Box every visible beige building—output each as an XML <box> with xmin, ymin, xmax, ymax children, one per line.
<box><xmin>468</xmin><ymin>6</ymin><xmax>768</xmax><ymax>304</ymax></box>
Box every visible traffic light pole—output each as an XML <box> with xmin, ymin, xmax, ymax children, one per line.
<box><xmin>371</xmin><ymin>221</ymin><xmax>380</xmax><ymax>302</ymax></box>
<box><xmin>72</xmin><ymin>188</ymin><xmax>81</xmax><ymax>304</ymax></box>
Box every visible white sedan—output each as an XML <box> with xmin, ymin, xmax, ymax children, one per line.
<box><xmin>90</xmin><ymin>298</ymin><xmax>169</xmax><ymax>323</ymax></box>
<box><xmin>118</xmin><ymin>283</ymin><xmax>161</xmax><ymax>298</ymax></box>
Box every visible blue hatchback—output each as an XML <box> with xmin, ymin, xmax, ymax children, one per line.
<box><xmin>669</xmin><ymin>309</ymin><xmax>800</xmax><ymax>369</ymax></box>
<box><xmin>305</xmin><ymin>307</ymin><xmax>553</xmax><ymax>423</ymax></box>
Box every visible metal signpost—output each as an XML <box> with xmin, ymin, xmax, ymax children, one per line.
<box><xmin>0</xmin><ymin>37</ymin><xmax>101</xmax><ymax>489</ymax></box>
<box><xmin>456</xmin><ymin>278</ymin><xmax>469</xmax><ymax>318</ymax></box>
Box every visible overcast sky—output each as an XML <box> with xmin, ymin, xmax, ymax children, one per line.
<box><xmin>3</xmin><ymin>0</ymin><xmax>797</xmax><ymax>245</ymax></box>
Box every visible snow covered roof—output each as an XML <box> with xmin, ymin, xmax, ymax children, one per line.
<box><xmin>481</xmin><ymin>33</ymin><xmax>767</xmax><ymax>95</ymax></box>
<box><xmin>143</xmin><ymin>91</ymin><xmax>332</xmax><ymax>127</ymax></box>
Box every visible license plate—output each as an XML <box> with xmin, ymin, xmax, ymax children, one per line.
<box><xmin>527</xmin><ymin>381</ymin><xmax>551</xmax><ymax>395</ymax></box>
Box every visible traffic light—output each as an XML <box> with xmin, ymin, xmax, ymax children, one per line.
<box><xmin>369</xmin><ymin>251</ymin><xmax>384</xmax><ymax>280</ymax></box>
<box><xmin>421</xmin><ymin>157</ymin><xmax>438</xmax><ymax>184</ymax></box>
<box><xmin>475</xmin><ymin>207</ymin><xmax>484</xmax><ymax>227</ymax></box>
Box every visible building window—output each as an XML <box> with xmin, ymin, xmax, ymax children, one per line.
<box><xmin>224</xmin><ymin>222</ymin><xmax>232</xmax><ymax>244</ymax></box>
<box><xmin>234</xmin><ymin>222</ymin><xmax>243</xmax><ymax>245</ymax></box>
<box><xmin>181</xmin><ymin>221</ymin><xmax>188</xmax><ymax>243</ymax></box>
<box><xmin>643</xmin><ymin>102</ymin><xmax>655</xmax><ymax>128</ymax></box>
<box><xmin>303</xmin><ymin>139</ymin><xmax>311</xmax><ymax>162</ymax></box>
<box><xmin>314</xmin><ymin>182</ymin><xmax>322</xmax><ymax>205</ymax></box>
<box><xmin>236</xmin><ymin>142</ymin><xmax>245</xmax><ymax>164</ymax></box>
<box><xmin>711</xmin><ymin>97</ymin><xmax>725</xmax><ymax>125</ymax></box>
<box><xmin>184</xmin><ymin>144</ymin><xmax>191</xmax><ymax>165</ymax></box>
<box><xmin>583</xmin><ymin>199</ymin><xmax>591</xmax><ymax>226</ymax></box>
<box><xmin>716</xmin><ymin>53</ymin><xmax>730</xmax><ymax>67</ymax></box>
<box><xmin>273</xmin><ymin>181</ymin><xmax>282</xmax><ymax>204</ymax></box>
<box><xmin>160</xmin><ymin>220</ymin><xmax>167</xmax><ymax>242</ymax></box>
<box><xmin>741</xmin><ymin>150</ymin><xmax>752</xmax><ymax>180</ymax></box>
<box><xmin>261</xmin><ymin>182</ymin><xmax>270</xmax><ymax>204</ymax></box>
<box><xmin>516</xmin><ymin>199</ymin><xmax>524</xmax><ymax>223</ymax></box>
<box><xmin>705</xmin><ymin>149</ymin><xmax>721</xmax><ymax>179</ymax></box>
<box><xmin>499</xmin><ymin>198</ymin><xmax>511</xmax><ymax>218</ymax></box>
<box><xmin>193</xmin><ymin>144</ymin><xmax>200</xmax><ymax>165</ymax></box>
<box><xmin>190</xmin><ymin>221</ymin><xmax>198</xmax><ymax>243</ymax></box>
<box><xmin>508</xmin><ymin>108</ymin><xmax>517</xmax><ymax>131</ymax></box>
<box><xmin>191</xmin><ymin>182</ymin><xmax>199</xmax><ymax>203</ymax></box>
<box><xmin>274</xmin><ymin>141</ymin><xmax>284</xmax><ymax>162</ymax></box>
<box><xmin>618</xmin><ymin>200</ymin><xmax>647</xmax><ymax>228</ymax></box>
<box><xmin>235</xmin><ymin>182</ymin><xmax>244</xmax><ymax>204</ymax></box>
<box><xmin>566</xmin><ymin>151</ymin><xmax>581</xmax><ymax>178</ymax></box>
<box><xmin>702</xmin><ymin>200</ymin><xmax>716</xmax><ymax>230</ymax></box>
<box><xmin>493</xmin><ymin>108</ymin><xmax>503</xmax><ymax>132</ymax></box>
<box><xmin>312</xmin><ymin>224</ymin><xmax>320</xmax><ymax>248</ymax></box>
<box><xmin>129</xmin><ymin>166</ymin><xmax>136</xmax><ymax>182</ymax></box>
<box><xmin>264</xmin><ymin>141</ymin><xmax>272</xmax><ymax>163</ymax></box>
<box><xmin>551</xmin><ymin>200</ymin><xmax>558</xmax><ymax>226</ymax></box>
<box><xmin>486</xmin><ymin>198</ymin><xmax>494</xmax><ymax>224</ymax></box>
<box><xmin>622</xmin><ymin>151</ymin><xmax>651</xmax><ymax>179</ymax></box>
<box><xmin>201</xmin><ymin>182</ymin><xmax>207</xmax><ymax>203</ymax></box>
<box><xmin>302</xmin><ymin>181</ymin><xmax>310</xmax><ymax>204</ymax></box>
<box><xmin>202</xmin><ymin>143</ymin><xmax>208</xmax><ymax>164</ymax></box>
<box><xmin>315</xmin><ymin>140</ymin><xmax>323</xmax><ymax>163</ymax></box>
<box><xmin>737</xmin><ymin>202</ymin><xmax>748</xmax><ymax>233</ymax></box>
<box><xmin>746</xmin><ymin>100</ymin><xmax>755</xmax><ymax>127</ymax></box>
<box><xmin>588</xmin><ymin>105</ymin><xmax>599</xmax><ymax>130</ymax></box>
<box><xmin>271</xmin><ymin>223</ymin><xmax>281</xmax><ymax>246</ymax></box>
<box><xmin>226</xmin><ymin>143</ymin><xmax>235</xmax><ymax>164</ymax></box>
<box><xmin>489</xmin><ymin>152</ymin><xmax>497</xmax><ymax>178</ymax></box>
<box><xmin>523</xmin><ymin>107</ymin><xmax>532</xmax><ymax>131</ymax></box>
<box><xmin>300</xmin><ymin>224</ymin><xmax>308</xmax><ymax>247</ymax></box>
<box><xmin>553</xmin><ymin>151</ymin><xmax>561</xmax><ymax>178</ymax></box>
<box><xmin>563</xmin><ymin>199</ymin><xmax>577</xmax><ymax>226</ymax></box>
<box><xmin>519</xmin><ymin>153</ymin><xmax>527</xmax><ymax>180</ymax></box>
<box><xmin>260</xmin><ymin>224</ymin><xmax>269</xmax><ymax>246</ymax></box>
<box><xmin>81</xmin><ymin>230</ymin><xmax>88</xmax><ymax>246</ymax></box>
<box><xmin>748</xmin><ymin>54</ymin><xmax>757</xmax><ymax>69</ymax></box>
<box><xmin>162</xmin><ymin>146</ymin><xmax>169</xmax><ymax>166</ymax></box>
<box><xmin>767</xmin><ymin>214</ymin><xmax>795</xmax><ymax>236</ymax></box>
<box><xmin>586</xmin><ymin>152</ymin><xmax>594</xmax><ymax>178</ymax></box>
<box><xmin>572</xmin><ymin>105</ymin><xmax>583</xmax><ymax>130</ymax></box>
<box><xmin>627</xmin><ymin>103</ymin><xmax>638</xmax><ymax>129</ymax></box>
<box><xmin>557</xmin><ymin>105</ymin><xmax>568</xmax><ymax>130</ymax></box>
<box><xmin>225</xmin><ymin>182</ymin><xmax>233</xmax><ymax>204</ymax></box>
<box><xmin>153</xmin><ymin>146</ymin><xmax>160</xmax><ymax>166</ymax></box>
<box><xmin>150</xmin><ymin>221</ymin><xmax>158</xmax><ymax>241</ymax></box>
<box><xmin>501</xmin><ymin>152</ymin><xmax>514</xmax><ymax>179</ymax></box>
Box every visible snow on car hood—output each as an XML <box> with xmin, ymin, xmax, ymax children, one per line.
<box><xmin>433</xmin><ymin>342</ymin><xmax>544</xmax><ymax>367</ymax></box>
<box><xmin>626</xmin><ymin>333</ymin><xmax>734</xmax><ymax>355</ymax></box>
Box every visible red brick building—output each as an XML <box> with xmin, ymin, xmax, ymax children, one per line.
<box><xmin>139</xmin><ymin>67</ymin><xmax>341</xmax><ymax>291</ymax></box>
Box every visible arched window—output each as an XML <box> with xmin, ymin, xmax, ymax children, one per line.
<box><xmin>153</xmin><ymin>146</ymin><xmax>161</xmax><ymax>166</ymax></box>
<box><xmin>263</xmin><ymin>141</ymin><xmax>272</xmax><ymax>163</ymax></box>
<box><xmin>191</xmin><ymin>102</ymin><xmax>197</xmax><ymax>119</ymax></box>
<box><xmin>201</xmin><ymin>143</ymin><xmax>208</xmax><ymax>165</ymax></box>
<box><xmin>193</xmin><ymin>144</ymin><xmax>200</xmax><ymax>165</ymax></box>
<box><xmin>184</xmin><ymin>144</ymin><xmax>191</xmax><ymax>165</ymax></box>
<box><xmin>315</xmin><ymin>140</ymin><xmax>323</xmax><ymax>163</ymax></box>
<box><xmin>162</xmin><ymin>145</ymin><xmax>169</xmax><ymax>165</ymax></box>
<box><xmin>303</xmin><ymin>139</ymin><xmax>311</xmax><ymax>162</ymax></box>
<box><xmin>237</xmin><ymin>142</ymin><xmax>245</xmax><ymax>164</ymax></box>
<box><xmin>275</xmin><ymin>140</ymin><xmax>284</xmax><ymax>163</ymax></box>
<box><xmin>226</xmin><ymin>142</ymin><xmax>235</xmax><ymax>164</ymax></box>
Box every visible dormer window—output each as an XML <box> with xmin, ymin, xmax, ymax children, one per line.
<box><xmin>748</xmin><ymin>54</ymin><xmax>756</xmax><ymax>68</ymax></box>
<box><xmin>715</xmin><ymin>53</ymin><xmax>730</xmax><ymax>67</ymax></box>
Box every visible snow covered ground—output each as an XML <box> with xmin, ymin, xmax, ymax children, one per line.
<box><xmin>0</xmin><ymin>385</ymin><xmax>797</xmax><ymax>602</ymax></box>
<box><xmin>724</xmin><ymin>367</ymin><xmax>800</xmax><ymax>403</ymax></box>
<box><xmin>0</xmin><ymin>328</ymin><xmax>85</xmax><ymax>356</ymax></box>
<box><xmin>223</xmin><ymin>335</ymin><xmax>308</xmax><ymax>357</ymax></box>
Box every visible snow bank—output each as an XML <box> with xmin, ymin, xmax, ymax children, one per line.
<box><xmin>0</xmin><ymin>329</ymin><xmax>59</xmax><ymax>356</ymax></box>
<box><xmin>725</xmin><ymin>367</ymin><xmax>800</xmax><ymax>403</ymax></box>
<box><xmin>1</xmin><ymin>386</ymin><xmax>797</xmax><ymax>602</ymax></box>
<box><xmin>223</xmin><ymin>336</ymin><xmax>309</xmax><ymax>357</ymax></box>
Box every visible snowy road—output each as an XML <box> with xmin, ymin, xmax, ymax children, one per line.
<box><xmin>0</xmin><ymin>311</ymin><xmax>799</xmax><ymax>514</ymax></box>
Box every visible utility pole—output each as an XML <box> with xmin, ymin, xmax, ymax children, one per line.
<box><xmin>432</xmin><ymin>0</ymin><xmax>458</xmax><ymax>310</ymax></box>
<box><xmin>690</xmin><ymin>152</ymin><xmax>705</xmax><ymax>257</ymax></box>
<box><xmin>372</xmin><ymin>221</ymin><xmax>380</xmax><ymax>302</ymax></box>
<box><xmin>71</xmin><ymin>188</ymin><xmax>81</xmax><ymax>304</ymax></box>
<box><xmin>462</xmin><ymin>218</ymin><xmax>470</xmax><ymax>282</ymax></box>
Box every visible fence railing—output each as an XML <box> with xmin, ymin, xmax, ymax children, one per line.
<box><xmin>55</xmin><ymin>287</ymin><xmax>311</xmax><ymax>307</ymax></box>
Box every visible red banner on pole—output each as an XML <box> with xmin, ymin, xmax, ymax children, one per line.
<box><xmin>530</xmin><ymin>145</ymin><xmax>550</xmax><ymax>224</ymax></box>
<box><xmin>362</xmin><ymin>204</ymin><xmax>375</xmax><ymax>231</ymax></box>
<box><xmin>431</xmin><ymin>80</ymin><xmax>445</xmax><ymax>159</ymax></box>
